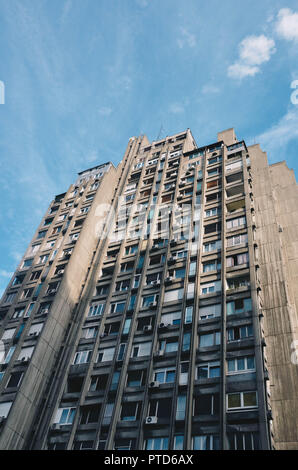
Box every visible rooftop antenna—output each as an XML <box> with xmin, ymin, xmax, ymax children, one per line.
<box><xmin>156</xmin><ymin>125</ymin><xmax>165</xmax><ymax>141</ymax></box>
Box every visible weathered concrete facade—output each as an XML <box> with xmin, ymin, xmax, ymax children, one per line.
<box><xmin>248</xmin><ymin>145</ymin><xmax>298</xmax><ymax>450</ymax></box>
<box><xmin>0</xmin><ymin>129</ymin><xmax>297</xmax><ymax>450</ymax></box>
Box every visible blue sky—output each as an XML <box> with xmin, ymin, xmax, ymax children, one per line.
<box><xmin>0</xmin><ymin>0</ymin><xmax>298</xmax><ymax>296</ymax></box>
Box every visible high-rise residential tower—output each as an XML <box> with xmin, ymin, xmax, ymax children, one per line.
<box><xmin>0</xmin><ymin>128</ymin><xmax>297</xmax><ymax>450</ymax></box>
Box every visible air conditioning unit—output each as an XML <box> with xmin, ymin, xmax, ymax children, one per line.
<box><xmin>29</xmin><ymin>331</ymin><xmax>38</xmax><ymax>336</ymax></box>
<box><xmin>143</xmin><ymin>325</ymin><xmax>152</xmax><ymax>333</ymax></box>
<box><xmin>158</xmin><ymin>322</ymin><xmax>169</xmax><ymax>329</ymax></box>
<box><xmin>100</xmin><ymin>333</ymin><xmax>107</xmax><ymax>338</ymax></box>
<box><xmin>165</xmin><ymin>277</ymin><xmax>173</xmax><ymax>283</ymax></box>
<box><xmin>145</xmin><ymin>416</ymin><xmax>158</xmax><ymax>424</ymax></box>
<box><xmin>41</xmin><ymin>308</ymin><xmax>49</xmax><ymax>314</ymax></box>
<box><xmin>51</xmin><ymin>423</ymin><xmax>62</xmax><ymax>431</ymax></box>
<box><xmin>151</xmin><ymin>280</ymin><xmax>160</xmax><ymax>286</ymax></box>
<box><xmin>149</xmin><ymin>381</ymin><xmax>160</xmax><ymax>388</ymax></box>
<box><xmin>20</xmin><ymin>357</ymin><xmax>28</xmax><ymax>362</ymax></box>
<box><xmin>57</xmin><ymin>269</ymin><xmax>64</xmax><ymax>275</ymax></box>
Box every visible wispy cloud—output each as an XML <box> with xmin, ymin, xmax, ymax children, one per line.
<box><xmin>0</xmin><ymin>269</ymin><xmax>13</xmax><ymax>279</ymax></box>
<box><xmin>169</xmin><ymin>103</ymin><xmax>185</xmax><ymax>114</ymax></box>
<box><xmin>254</xmin><ymin>106</ymin><xmax>298</xmax><ymax>163</ymax></box>
<box><xmin>177</xmin><ymin>27</ymin><xmax>196</xmax><ymax>49</ymax></box>
<box><xmin>202</xmin><ymin>84</ymin><xmax>220</xmax><ymax>95</ymax></box>
<box><xmin>228</xmin><ymin>35</ymin><xmax>276</xmax><ymax>79</ymax></box>
<box><xmin>275</xmin><ymin>8</ymin><xmax>298</xmax><ymax>42</ymax></box>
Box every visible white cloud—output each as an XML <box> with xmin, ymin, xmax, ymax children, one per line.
<box><xmin>202</xmin><ymin>84</ymin><xmax>220</xmax><ymax>95</ymax></box>
<box><xmin>239</xmin><ymin>35</ymin><xmax>276</xmax><ymax>65</ymax></box>
<box><xmin>228</xmin><ymin>35</ymin><xmax>276</xmax><ymax>79</ymax></box>
<box><xmin>177</xmin><ymin>27</ymin><xmax>196</xmax><ymax>49</ymax></box>
<box><xmin>228</xmin><ymin>63</ymin><xmax>259</xmax><ymax>79</ymax></box>
<box><xmin>169</xmin><ymin>103</ymin><xmax>184</xmax><ymax>114</ymax></box>
<box><xmin>254</xmin><ymin>106</ymin><xmax>298</xmax><ymax>163</ymax></box>
<box><xmin>0</xmin><ymin>269</ymin><xmax>13</xmax><ymax>278</ymax></box>
<box><xmin>276</xmin><ymin>8</ymin><xmax>298</xmax><ymax>42</ymax></box>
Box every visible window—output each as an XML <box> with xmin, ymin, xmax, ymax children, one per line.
<box><xmin>110</xmin><ymin>302</ymin><xmax>125</xmax><ymax>314</ymax></box>
<box><xmin>80</xmin><ymin>405</ymin><xmax>101</xmax><ymax>424</ymax></box>
<box><xmin>199</xmin><ymin>303</ymin><xmax>221</xmax><ymax>320</ymax></box>
<box><xmin>28</xmin><ymin>323</ymin><xmax>43</xmax><ymax>337</ymax></box>
<box><xmin>3</xmin><ymin>346</ymin><xmax>16</xmax><ymax>364</ymax></box>
<box><xmin>127</xmin><ymin>370</ymin><xmax>144</xmax><ymax>387</ymax></box>
<box><xmin>12</xmin><ymin>274</ymin><xmax>25</xmax><ymax>286</ymax></box>
<box><xmin>226</xmin><ymin>252</ymin><xmax>249</xmax><ymax>267</ymax></box>
<box><xmin>125</xmin><ymin>244</ymin><xmax>138</xmax><ymax>255</ymax></box>
<box><xmin>176</xmin><ymin>395</ymin><xmax>186</xmax><ymax>420</ymax></box>
<box><xmin>205</xmin><ymin>207</ymin><xmax>218</xmax><ymax>218</ymax></box>
<box><xmin>103</xmin><ymin>402</ymin><xmax>114</xmax><ymax>421</ymax></box>
<box><xmin>12</xmin><ymin>307</ymin><xmax>26</xmax><ymax>319</ymax></box>
<box><xmin>200</xmin><ymin>281</ymin><xmax>221</xmax><ymax>295</ymax></box>
<box><xmin>97</xmin><ymin>347</ymin><xmax>115</xmax><ymax>363</ymax></box>
<box><xmin>202</xmin><ymin>259</ymin><xmax>221</xmax><ymax>273</ymax></box>
<box><xmin>206</xmin><ymin>180</ymin><xmax>219</xmax><ymax>189</ymax></box>
<box><xmin>228</xmin><ymin>432</ymin><xmax>259</xmax><ymax>450</ymax></box>
<box><xmin>227</xmin><ymin>276</ymin><xmax>250</xmax><ymax>290</ymax></box>
<box><xmin>22</xmin><ymin>258</ymin><xmax>34</xmax><ymax>269</ymax></box>
<box><xmin>89</xmin><ymin>375</ymin><xmax>108</xmax><ymax>392</ymax></box>
<box><xmin>29</xmin><ymin>244</ymin><xmax>41</xmax><ymax>255</ymax></box>
<box><xmin>227</xmin><ymin>356</ymin><xmax>255</xmax><ymax>374</ymax></box>
<box><xmin>6</xmin><ymin>372</ymin><xmax>23</xmax><ymax>388</ymax></box>
<box><xmin>131</xmin><ymin>342</ymin><xmax>151</xmax><ymax>358</ymax></box>
<box><xmin>96</xmin><ymin>284</ymin><xmax>109</xmax><ymax>296</ymax></box>
<box><xmin>197</xmin><ymin>361</ymin><xmax>220</xmax><ymax>379</ymax></box>
<box><xmin>54</xmin><ymin>407</ymin><xmax>76</xmax><ymax>425</ymax></box>
<box><xmin>185</xmin><ymin>305</ymin><xmax>193</xmax><ymax>324</ymax></box>
<box><xmin>227</xmin><ymin>298</ymin><xmax>252</xmax><ymax>316</ymax></box>
<box><xmin>226</xmin><ymin>216</ymin><xmax>246</xmax><ymax>230</ymax></box>
<box><xmin>159</xmin><ymin>339</ymin><xmax>179</xmax><ymax>354</ymax></box>
<box><xmin>83</xmin><ymin>327</ymin><xmax>98</xmax><ymax>339</ymax></box>
<box><xmin>203</xmin><ymin>240</ymin><xmax>221</xmax><ymax>252</ymax></box>
<box><xmin>69</xmin><ymin>232</ymin><xmax>80</xmax><ymax>243</ymax></box>
<box><xmin>37</xmin><ymin>230</ymin><xmax>47</xmax><ymax>239</ymax></box>
<box><xmin>194</xmin><ymin>394</ymin><xmax>219</xmax><ymax>416</ymax></box>
<box><xmin>121</xmin><ymin>402</ymin><xmax>140</xmax><ymax>421</ymax></box>
<box><xmin>142</xmin><ymin>294</ymin><xmax>158</xmax><ymax>307</ymax></box>
<box><xmin>120</xmin><ymin>261</ymin><xmax>134</xmax><ymax>272</ymax></box>
<box><xmin>30</xmin><ymin>270</ymin><xmax>42</xmax><ymax>281</ymax></box>
<box><xmin>73</xmin><ymin>350</ymin><xmax>92</xmax><ymax>364</ymax></box>
<box><xmin>193</xmin><ymin>435</ymin><xmax>219</xmax><ymax>450</ymax></box>
<box><xmin>1</xmin><ymin>328</ymin><xmax>16</xmax><ymax>340</ymax></box>
<box><xmin>160</xmin><ymin>311</ymin><xmax>181</xmax><ymax>326</ymax></box>
<box><xmin>17</xmin><ymin>346</ymin><xmax>34</xmax><ymax>361</ymax></box>
<box><xmin>145</xmin><ymin>438</ymin><xmax>169</xmax><ymax>451</ymax></box>
<box><xmin>179</xmin><ymin>362</ymin><xmax>189</xmax><ymax>385</ymax></box>
<box><xmin>173</xmin><ymin>435</ymin><xmax>184</xmax><ymax>450</ymax></box>
<box><xmin>38</xmin><ymin>254</ymin><xmax>49</xmax><ymax>264</ymax></box>
<box><xmin>0</xmin><ymin>402</ymin><xmax>13</xmax><ymax>419</ymax></box>
<box><xmin>154</xmin><ymin>367</ymin><xmax>175</xmax><ymax>384</ymax></box>
<box><xmin>227</xmin><ymin>324</ymin><xmax>253</xmax><ymax>342</ymax></box>
<box><xmin>164</xmin><ymin>289</ymin><xmax>183</xmax><ymax>303</ymax></box>
<box><xmin>88</xmin><ymin>303</ymin><xmax>104</xmax><ymax>317</ymax></box>
<box><xmin>227</xmin><ymin>391</ymin><xmax>258</xmax><ymax>410</ymax></box>
<box><xmin>123</xmin><ymin>319</ymin><xmax>131</xmax><ymax>335</ymax></box>
<box><xmin>115</xmin><ymin>279</ymin><xmax>130</xmax><ymax>292</ymax></box>
<box><xmin>117</xmin><ymin>343</ymin><xmax>126</xmax><ymax>361</ymax></box>
<box><xmin>199</xmin><ymin>332</ymin><xmax>220</xmax><ymax>347</ymax></box>
<box><xmin>227</xmin><ymin>233</ymin><xmax>248</xmax><ymax>247</ymax></box>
